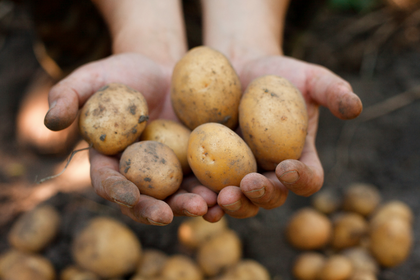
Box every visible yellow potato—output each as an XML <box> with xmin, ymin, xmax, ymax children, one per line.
<box><xmin>120</xmin><ymin>141</ymin><xmax>183</xmax><ymax>200</ymax></box>
<box><xmin>239</xmin><ymin>75</ymin><xmax>308</xmax><ymax>170</ymax></box>
<box><xmin>60</xmin><ymin>265</ymin><xmax>100</xmax><ymax>280</ymax></box>
<box><xmin>331</xmin><ymin>213</ymin><xmax>368</xmax><ymax>250</ymax></box>
<box><xmin>342</xmin><ymin>183</ymin><xmax>381</xmax><ymax>216</ymax></box>
<box><xmin>161</xmin><ymin>255</ymin><xmax>203</xmax><ymax>280</ymax></box>
<box><xmin>140</xmin><ymin>119</ymin><xmax>191</xmax><ymax>174</ymax></box>
<box><xmin>171</xmin><ymin>46</ymin><xmax>242</xmax><ymax>130</ymax></box>
<box><xmin>220</xmin><ymin>259</ymin><xmax>270</xmax><ymax>280</ymax></box>
<box><xmin>136</xmin><ymin>249</ymin><xmax>168</xmax><ymax>277</ymax></box>
<box><xmin>317</xmin><ymin>255</ymin><xmax>353</xmax><ymax>280</ymax></box>
<box><xmin>187</xmin><ymin>123</ymin><xmax>257</xmax><ymax>193</ymax></box>
<box><xmin>342</xmin><ymin>247</ymin><xmax>379</xmax><ymax>275</ymax></box>
<box><xmin>292</xmin><ymin>252</ymin><xmax>326</xmax><ymax>280</ymax></box>
<box><xmin>369</xmin><ymin>200</ymin><xmax>413</xmax><ymax>226</ymax></box>
<box><xmin>79</xmin><ymin>83</ymin><xmax>149</xmax><ymax>155</ymax></box>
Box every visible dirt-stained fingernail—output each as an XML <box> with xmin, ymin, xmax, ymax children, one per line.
<box><xmin>183</xmin><ymin>210</ymin><xmax>199</xmax><ymax>217</ymax></box>
<box><xmin>279</xmin><ymin>170</ymin><xmax>299</xmax><ymax>184</ymax></box>
<box><xmin>245</xmin><ymin>187</ymin><xmax>266</xmax><ymax>198</ymax></box>
<box><xmin>222</xmin><ymin>200</ymin><xmax>241</xmax><ymax>211</ymax></box>
<box><xmin>147</xmin><ymin>218</ymin><xmax>169</xmax><ymax>226</ymax></box>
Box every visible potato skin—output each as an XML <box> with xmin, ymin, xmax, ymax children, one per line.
<box><xmin>120</xmin><ymin>141</ymin><xmax>183</xmax><ymax>200</ymax></box>
<box><xmin>187</xmin><ymin>123</ymin><xmax>257</xmax><ymax>193</ymax></box>
<box><xmin>140</xmin><ymin>119</ymin><xmax>191</xmax><ymax>174</ymax></box>
<box><xmin>171</xmin><ymin>46</ymin><xmax>241</xmax><ymax>130</ymax></box>
<box><xmin>239</xmin><ymin>75</ymin><xmax>308</xmax><ymax>170</ymax></box>
<box><xmin>79</xmin><ymin>83</ymin><xmax>149</xmax><ymax>155</ymax></box>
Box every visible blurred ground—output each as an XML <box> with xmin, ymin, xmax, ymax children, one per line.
<box><xmin>1</xmin><ymin>0</ymin><xmax>420</xmax><ymax>279</ymax></box>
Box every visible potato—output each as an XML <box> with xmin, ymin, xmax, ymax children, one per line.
<box><xmin>140</xmin><ymin>119</ymin><xmax>191</xmax><ymax>174</ymax></box>
<box><xmin>161</xmin><ymin>255</ymin><xmax>203</xmax><ymax>280</ymax></box>
<box><xmin>60</xmin><ymin>265</ymin><xmax>100</xmax><ymax>280</ymax></box>
<box><xmin>219</xmin><ymin>259</ymin><xmax>270</xmax><ymax>280</ymax></box>
<box><xmin>311</xmin><ymin>189</ymin><xmax>341</xmax><ymax>215</ymax></box>
<box><xmin>188</xmin><ymin>123</ymin><xmax>257</xmax><ymax>193</ymax></box>
<box><xmin>342</xmin><ymin>247</ymin><xmax>379</xmax><ymax>275</ymax></box>
<box><xmin>178</xmin><ymin>216</ymin><xmax>228</xmax><ymax>249</ymax></box>
<box><xmin>136</xmin><ymin>249</ymin><xmax>168</xmax><ymax>277</ymax></box>
<box><xmin>8</xmin><ymin>204</ymin><xmax>60</xmax><ymax>253</ymax></box>
<box><xmin>286</xmin><ymin>208</ymin><xmax>332</xmax><ymax>250</ymax></box>
<box><xmin>171</xmin><ymin>46</ymin><xmax>241</xmax><ymax>130</ymax></box>
<box><xmin>0</xmin><ymin>249</ymin><xmax>55</xmax><ymax>280</ymax></box>
<box><xmin>292</xmin><ymin>252</ymin><xmax>326</xmax><ymax>280</ymax></box>
<box><xmin>317</xmin><ymin>255</ymin><xmax>353</xmax><ymax>280</ymax></box>
<box><xmin>79</xmin><ymin>83</ymin><xmax>149</xmax><ymax>155</ymax></box>
<box><xmin>331</xmin><ymin>213</ymin><xmax>368</xmax><ymax>250</ymax></box>
<box><xmin>369</xmin><ymin>200</ymin><xmax>413</xmax><ymax>226</ymax></box>
<box><xmin>369</xmin><ymin>217</ymin><xmax>412</xmax><ymax>267</ymax></box>
<box><xmin>343</xmin><ymin>183</ymin><xmax>381</xmax><ymax>216</ymax></box>
<box><xmin>197</xmin><ymin>229</ymin><xmax>242</xmax><ymax>277</ymax></box>
<box><xmin>72</xmin><ymin>216</ymin><xmax>142</xmax><ymax>278</ymax></box>
<box><xmin>239</xmin><ymin>75</ymin><xmax>308</xmax><ymax>170</ymax></box>
<box><xmin>349</xmin><ymin>271</ymin><xmax>377</xmax><ymax>280</ymax></box>
<box><xmin>120</xmin><ymin>141</ymin><xmax>183</xmax><ymax>199</ymax></box>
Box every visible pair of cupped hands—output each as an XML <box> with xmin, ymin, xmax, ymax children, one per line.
<box><xmin>44</xmin><ymin>51</ymin><xmax>362</xmax><ymax>226</ymax></box>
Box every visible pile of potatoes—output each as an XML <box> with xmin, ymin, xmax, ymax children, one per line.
<box><xmin>78</xmin><ymin>46</ymin><xmax>308</xmax><ymax>199</ymax></box>
<box><xmin>287</xmin><ymin>182</ymin><xmax>414</xmax><ymax>280</ymax></box>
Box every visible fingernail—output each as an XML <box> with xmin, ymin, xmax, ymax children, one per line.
<box><xmin>245</xmin><ymin>187</ymin><xmax>266</xmax><ymax>198</ymax></box>
<box><xmin>222</xmin><ymin>200</ymin><xmax>241</xmax><ymax>211</ymax></box>
<box><xmin>147</xmin><ymin>218</ymin><xmax>168</xmax><ymax>226</ymax></box>
<box><xmin>113</xmin><ymin>199</ymin><xmax>133</xmax><ymax>208</ymax></box>
<box><xmin>46</xmin><ymin>101</ymin><xmax>57</xmax><ymax>115</ymax></box>
<box><xmin>279</xmin><ymin>170</ymin><xmax>299</xmax><ymax>184</ymax></box>
<box><xmin>183</xmin><ymin>210</ymin><xmax>199</xmax><ymax>217</ymax></box>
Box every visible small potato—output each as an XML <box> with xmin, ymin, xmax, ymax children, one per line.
<box><xmin>61</xmin><ymin>265</ymin><xmax>100</xmax><ymax>280</ymax></box>
<box><xmin>79</xmin><ymin>83</ymin><xmax>149</xmax><ymax>155</ymax></box>
<box><xmin>239</xmin><ymin>75</ymin><xmax>308</xmax><ymax>170</ymax></box>
<box><xmin>178</xmin><ymin>216</ymin><xmax>228</xmax><ymax>249</ymax></box>
<box><xmin>220</xmin><ymin>259</ymin><xmax>270</xmax><ymax>280</ymax></box>
<box><xmin>0</xmin><ymin>249</ymin><xmax>55</xmax><ymax>280</ymax></box>
<box><xmin>286</xmin><ymin>208</ymin><xmax>332</xmax><ymax>250</ymax></box>
<box><xmin>136</xmin><ymin>249</ymin><xmax>168</xmax><ymax>277</ymax></box>
<box><xmin>140</xmin><ymin>119</ymin><xmax>192</xmax><ymax>174</ymax></box>
<box><xmin>331</xmin><ymin>213</ymin><xmax>369</xmax><ymax>250</ymax></box>
<box><xmin>369</xmin><ymin>217</ymin><xmax>412</xmax><ymax>267</ymax></box>
<box><xmin>311</xmin><ymin>189</ymin><xmax>341</xmax><ymax>215</ymax></box>
<box><xmin>369</xmin><ymin>200</ymin><xmax>413</xmax><ymax>226</ymax></box>
<box><xmin>171</xmin><ymin>46</ymin><xmax>241</xmax><ymax>130</ymax></box>
<box><xmin>292</xmin><ymin>252</ymin><xmax>326</xmax><ymax>280</ymax></box>
<box><xmin>120</xmin><ymin>141</ymin><xmax>183</xmax><ymax>200</ymax></box>
<box><xmin>8</xmin><ymin>204</ymin><xmax>60</xmax><ymax>253</ymax></box>
<box><xmin>317</xmin><ymin>255</ymin><xmax>353</xmax><ymax>280</ymax></box>
<box><xmin>188</xmin><ymin>123</ymin><xmax>257</xmax><ymax>193</ymax></box>
<box><xmin>72</xmin><ymin>216</ymin><xmax>142</xmax><ymax>278</ymax></box>
<box><xmin>342</xmin><ymin>247</ymin><xmax>379</xmax><ymax>275</ymax></box>
<box><xmin>349</xmin><ymin>271</ymin><xmax>377</xmax><ymax>280</ymax></box>
<box><xmin>197</xmin><ymin>229</ymin><xmax>242</xmax><ymax>277</ymax></box>
<box><xmin>343</xmin><ymin>183</ymin><xmax>381</xmax><ymax>216</ymax></box>
<box><xmin>161</xmin><ymin>255</ymin><xmax>203</xmax><ymax>280</ymax></box>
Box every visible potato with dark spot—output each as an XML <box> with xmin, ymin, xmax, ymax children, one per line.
<box><xmin>140</xmin><ymin>119</ymin><xmax>192</xmax><ymax>174</ymax></box>
<box><xmin>171</xmin><ymin>46</ymin><xmax>242</xmax><ymax>130</ymax></box>
<box><xmin>187</xmin><ymin>123</ymin><xmax>257</xmax><ymax>193</ymax></box>
<box><xmin>120</xmin><ymin>141</ymin><xmax>183</xmax><ymax>199</ymax></box>
<box><xmin>79</xmin><ymin>83</ymin><xmax>149</xmax><ymax>155</ymax></box>
<box><xmin>239</xmin><ymin>75</ymin><xmax>308</xmax><ymax>170</ymax></box>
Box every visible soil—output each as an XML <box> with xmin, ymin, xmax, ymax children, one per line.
<box><xmin>1</xmin><ymin>1</ymin><xmax>420</xmax><ymax>279</ymax></box>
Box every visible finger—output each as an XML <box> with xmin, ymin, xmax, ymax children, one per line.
<box><xmin>217</xmin><ymin>186</ymin><xmax>259</xmax><ymax>219</ymax></box>
<box><xmin>166</xmin><ymin>190</ymin><xmax>208</xmax><ymax>217</ymax></box>
<box><xmin>181</xmin><ymin>176</ymin><xmax>218</xmax><ymax>207</ymax></box>
<box><xmin>306</xmin><ymin>64</ymin><xmax>363</xmax><ymax>120</ymax></box>
<box><xmin>240</xmin><ymin>172</ymin><xmax>288</xmax><ymax>209</ymax></box>
<box><xmin>203</xmin><ymin>205</ymin><xmax>225</xmax><ymax>223</ymax></box>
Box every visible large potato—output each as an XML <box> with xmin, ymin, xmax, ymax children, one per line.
<box><xmin>140</xmin><ymin>119</ymin><xmax>191</xmax><ymax>174</ymax></box>
<box><xmin>187</xmin><ymin>123</ymin><xmax>257</xmax><ymax>193</ymax></box>
<box><xmin>72</xmin><ymin>216</ymin><xmax>142</xmax><ymax>278</ymax></box>
<box><xmin>171</xmin><ymin>46</ymin><xmax>241</xmax><ymax>130</ymax></box>
<box><xmin>120</xmin><ymin>141</ymin><xmax>183</xmax><ymax>200</ymax></box>
<box><xmin>79</xmin><ymin>83</ymin><xmax>149</xmax><ymax>155</ymax></box>
<box><xmin>239</xmin><ymin>75</ymin><xmax>308</xmax><ymax>170</ymax></box>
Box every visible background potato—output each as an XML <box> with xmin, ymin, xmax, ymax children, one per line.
<box><xmin>187</xmin><ymin>123</ymin><xmax>257</xmax><ymax>193</ymax></box>
<box><xmin>292</xmin><ymin>252</ymin><xmax>326</xmax><ymax>280</ymax></box>
<box><xmin>120</xmin><ymin>141</ymin><xmax>183</xmax><ymax>200</ymax></box>
<box><xmin>342</xmin><ymin>183</ymin><xmax>381</xmax><ymax>217</ymax></box>
<box><xmin>239</xmin><ymin>75</ymin><xmax>308</xmax><ymax>170</ymax></box>
<box><xmin>140</xmin><ymin>119</ymin><xmax>191</xmax><ymax>174</ymax></box>
<box><xmin>136</xmin><ymin>249</ymin><xmax>168</xmax><ymax>278</ymax></box>
<box><xmin>331</xmin><ymin>212</ymin><xmax>368</xmax><ymax>250</ymax></box>
<box><xmin>317</xmin><ymin>255</ymin><xmax>353</xmax><ymax>280</ymax></box>
<box><xmin>171</xmin><ymin>46</ymin><xmax>241</xmax><ymax>130</ymax></box>
<box><xmin>220</xmin><ymin>259</ymin><xmax>271</xmax><ymax>280</ymax></box>
<box><xmin>178</xmin><ymin>216</ymin><xmax>227</xmax><ymax>249</ymax></box>
<box><xmin>161</xmin><ymin>255</ymin><xmax>203</xmax><ymax>280</ymax></box>
<box><xmin>79</xmin><ymin>83</ymin><xmax>149</xmax><ymax>155</ymax></box>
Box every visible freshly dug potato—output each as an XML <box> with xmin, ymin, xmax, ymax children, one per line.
<box><xmin>370</xmin><ymin>200</ymin><xmax>413</xmax><ymax>226</ymax></box>
<box><xmin>342</xmin><ymin>183</ymin><xmax>381</xmax><ymax>216</ymax></box>
<box><xmin>292</xmin><ymin>252</ymin><xmax>326</xmax><ymax>280</ymax></box>
<box><xmin>120</xmin><ymin>141</ymin><xmax>183</xmax><ymax>199</ymax></box>
<box><xmin>72</xmin><ymin>216</ymin><xmax>142</xmax><ymax>278</ymax></box>
<box><xmin>171</xmin><ymin>46</ymin><xmax>241</xmax><ymax>130</ymax></box>
<box><xmin>178</xmin><ymin>216</ymin><xmax>228</xmax><ymax>249</ymax></box>
<box><xmin>140</xmin><ymin>119</ymin><xmax>192</xmax><ymax>174</ymax></box>
<box><xmin>311</xmin><ymin>189</ymin><xmax>341</xmax><ymax>215</ymax></box>
<box><xmin>219</xmin><ymin>259</ymin><xmax>270</xmax><ymax>280</ymax></box>
<box><xmin>286</xmin><ymin>208</ymin><xmax>332</xmax><ymax>250</ymax></box>
<box><xmin>8</xmin><ymin>204</ymin><xmax>60</xmax><ymax>253</ymax></box>
<box><xmin>60</xmin><ymin>265</ymin><xmax>100</xmax><ymax>280</ymax></box>
<box><xmin>342</xmin><ymin>247</ymin><xmax>379</xmax><ymax>275</ymax></box>
<box><xmin>136</xmin><ymin>249</ymin><xmax>168</xmax><ymax>277</ymax></box>
<box><xmin>79</xmin><ymin>83</ymin><xmax>149</xmax><ymax>155</ymax></box>
<box><xmin>239</xmin><ymin>75</ymin><xmax>308</xmax><ymax>170</ymax></box>
<box><xmin>0</xmin><ymin>249</ymin><xmax>55</xmax><ymax>280</ymax></box>
<box><xmin>349</xmin><ymin>270</ymin><xmax>377</xmax><ymax>280</ymax></box>
<box><xmin>369</xmin><ymin>217</ymin><xmax>412</xmax><ymax>267</ymax></box>
<box><xmin>317</xmin><ymin>255</ymin><xmax>353</xmax><ymax>280</ymax></box>
<box><xmin>188</xmin><ymin>123</ymin><xmax>257</xmax><ymax>193</ymax></box>
<box><xmin>331</xmin><ymin>213</ymin><xmax>369</xmax><ymax>250</ymax></box>
<box><xmin>161</xmin><ymin>255</ymin><xmax>203</xmax><ymax>280</ymax></box>
<box><xmin>197</xmin><ymin>229</ymin><xmax>242</xmax><ymax>277</ymax></box>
